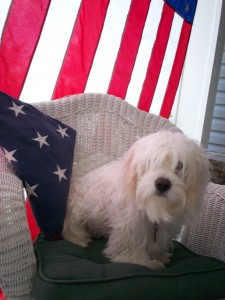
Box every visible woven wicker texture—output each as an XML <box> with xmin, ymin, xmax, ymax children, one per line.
<box><xmin>0</xmin><ymin>93</ymin><xmax>225</xmax><ymax>298</ymax></box>
<box><xmin>0</xmin><ymin>149</ymin><xmax>36</xmax><ymax>298</ymax></box>
<box><xmin>34</xmin><ymin>93</ymin><xmax>181</xmax><ymax>177</ymax></box>
<box><xmin>181</xmin><ymin>182</ymin><xmax>225</xmax><ymax>262</ymax></box>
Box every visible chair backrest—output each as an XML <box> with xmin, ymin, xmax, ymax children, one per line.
<box><xmin>33</xmin><ymin>93</ymin><xmax>181</xmax><ymax>177</ymax></box>
<box><xmin>0</xmin><ymin>93</ymin><xmax>180</xmax><ymax>298</ymax></box>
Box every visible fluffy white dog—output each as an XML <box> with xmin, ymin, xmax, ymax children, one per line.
<box><xmin>63</xmin><ymin>131</ymin><xmax>210</xmax><ymax>270</ymax></box>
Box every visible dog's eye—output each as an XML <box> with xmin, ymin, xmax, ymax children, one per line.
<box><xmin>175</xmin><ymin>161</ymin><xmax>183</xmax><ymax>172</ymax></box>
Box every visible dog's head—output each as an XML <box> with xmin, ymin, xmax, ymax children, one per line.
<box><xmin>121</xmin><ymin>131</ymin><xmax>210</xmax><ymax>223</ymax></box>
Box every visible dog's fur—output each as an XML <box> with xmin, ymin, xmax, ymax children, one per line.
<box><xmin>63</xmin><ymin>131</ymin><xmax>210</xmax><ymax>270</ymax></box>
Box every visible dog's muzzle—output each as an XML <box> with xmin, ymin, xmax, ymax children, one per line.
<box><xmin>155</xmin><ymin>177</ymin><xmax>171</xmax><ymax>193</ymax></box>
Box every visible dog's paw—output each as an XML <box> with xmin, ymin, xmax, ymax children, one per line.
<box><xmin>63</xmin><ymin>224</ymin><xmax>92</xmax><ymax>247</ymax></box>
<box><xmin>109</xmin><ymin>254</ymin><xmax>165</xmax><ymax>270</ymax></box>
<box><xmin>65</xmin><ymin>237</ymin><xmax>92</xmax><ymax>248</ymax></box>
<box><xmin>144</xmin><ymin>259</ymin><xmax>165</xmax><ymax>270</ymax></box>
<box><xmin>70</xmin><ymin>237</ymin><xmax>92</xmax><ymax>247</ymax></box>
<box><xmin>63</xmin><ymin>233</ymin><xmax>92</xmax><ymax>247</ymax></box>
<box><xmin>155</xmin><ymin>252</ymin><xmax>172</xmax><ymax>266</ymax></box>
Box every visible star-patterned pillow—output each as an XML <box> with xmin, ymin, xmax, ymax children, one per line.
<box><xmin>0</xmin><ymin>91</ymin><xmax>76</xmax><ymax>240</ymax></box>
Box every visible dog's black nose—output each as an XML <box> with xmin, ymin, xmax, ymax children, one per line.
<box><xmin>155</xmin><ymin>178</ymin><xmax>171</xmax><ymax>193</ymax></box>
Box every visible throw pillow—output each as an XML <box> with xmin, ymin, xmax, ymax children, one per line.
<box><xmin>0</xmin><ymin>91</ymin><xmax>76</xmax><ymax>239</ymax></box>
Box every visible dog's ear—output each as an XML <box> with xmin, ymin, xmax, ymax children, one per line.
<box><xmin>121</xmin><ymin>146</ymin><xmax>138</xmax><ymax>201</ymax></box>
<box><xmin>185</xmin><ymin>152</ymin><xmax>211</xmax><ymax>216</ymax></box>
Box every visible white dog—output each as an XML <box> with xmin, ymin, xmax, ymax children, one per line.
<box><xmin>63</xmin><ymin>131</ymin><xmax>210</xmax><ymax>270</ymax></box>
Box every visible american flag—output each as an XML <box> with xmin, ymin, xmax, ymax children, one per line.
<box><xmin>0</xmin><ymin>0</ymin><xmax>197</xmax><ymax>118</ymax></box>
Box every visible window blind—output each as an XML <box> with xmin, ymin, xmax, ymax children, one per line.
<box><xmin>208</xmin><ymin>42</ymin><xmax>225</xmax><ymax>154</ymax></box>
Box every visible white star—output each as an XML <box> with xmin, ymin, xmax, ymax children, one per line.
<box><xmin>56</xmin><ymin>124</ymin><xmax>69</xmax><ymax>138</ymax></box>
<box><xmin>3</xmin><ymin>148</ymin><xmax>18</xmax><ymax>163</ymax></box>
<box><xmin>25</xmin><ymin>181</ymin><xmax>39</xmax><ymax>198</ymax></box>
<box><xmin>33</xmin><ymin>132</ymin><xmax>50</xmax><ymax>149</ymax></box>
<box><xmin>53</xmin><ymin>164</ymin><xmax>67</xmax><ymax>182</ymax></box>
<box><xmin>8</xmin><ymin>101</ymin><xmax>26</xmax><ymax>117</ymax></box>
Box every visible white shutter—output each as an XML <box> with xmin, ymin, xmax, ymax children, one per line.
<box><xmin>208</xmin><ymin>42</ymin><xmax>225</xmax><ymax>154</ymax></box>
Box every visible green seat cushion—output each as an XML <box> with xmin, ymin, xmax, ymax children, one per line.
<box><xmin>33</xmin><ymin>235</ymin><xmax>225</xmax><ymax>300</ymax></box>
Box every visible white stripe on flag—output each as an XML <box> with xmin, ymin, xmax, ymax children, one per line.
<box><xmin>85</xmin><ymin>0</ymin><xmax>132</xmax><ymax>94</ymax></box>
<box><xmin>0</xmin><ymin>0</ymin><xmax>12</xmax><ymax>38</ymax></box>
<box><xmin>125</xmin><ymin>0</ymin><xmax>164</xmax><ymax>107</ymax></box>
<box><xmin>150</xmin><ymin>13</ymin><xmax>183</xmax><ymax>115</ymax></box>
<box><xmin>20</xmin><ymin>0</ymin><xmax>81</xmax><ymax>103</ymax></box>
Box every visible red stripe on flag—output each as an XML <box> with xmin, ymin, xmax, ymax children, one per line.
<box><xmin>138</xmin><ymin>2</ymin><xmax>175</xmax><ymax>112</ymax></box>
<box><xmin>0</xmin><ymin>0</ymin><xmax>51</xmax><ymax>98</ymax></box>
<box><xmin>26</xmin><ymin>200</ymin><xmax>40</xmax><ymax>242</ymax></box>
<box><xmin>160</xmin><ymin>21</ymin><xmax>192</xmax><ymax>118</ymax></box>
<box><xmin>52</xmin><ymin>0</ymin><xmax>109</xmax><ymax>99</ymax></box>
<box><xmin>107</xmin><ymin>0</ymin><xmax>151</xmax><ymax>99</ymax></box>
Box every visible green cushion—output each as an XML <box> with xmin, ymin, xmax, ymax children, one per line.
<box><xmin>33</xmin><ymin>235</ymin><xmax>225</xmax><ymax>300</ymax></box>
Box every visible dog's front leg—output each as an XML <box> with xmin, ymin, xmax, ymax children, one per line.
<box><xmin>103</xmin><ymin>219</ymin><xmax>165</xmax><ymax>270</ymax></box>
<box><xmin>63</xmin><ymin>218</ymin><xmax>92</xmax><ymax>247</ymax></box>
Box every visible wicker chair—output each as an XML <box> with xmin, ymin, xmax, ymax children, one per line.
<box><xmin>0</xmin><ymin>93</ymin><xmax>225</xmax><ymax>300</ymax></box>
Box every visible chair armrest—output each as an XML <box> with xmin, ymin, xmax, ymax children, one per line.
<box><xmin>0</xmin><ymin>150</ymin><xmax>36</xmax><ymax>298</ymax></box>
<box><xmin>181</xmin><ymin>182</ymin><xmax>225</xmax><ymax>262</ymax></box>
